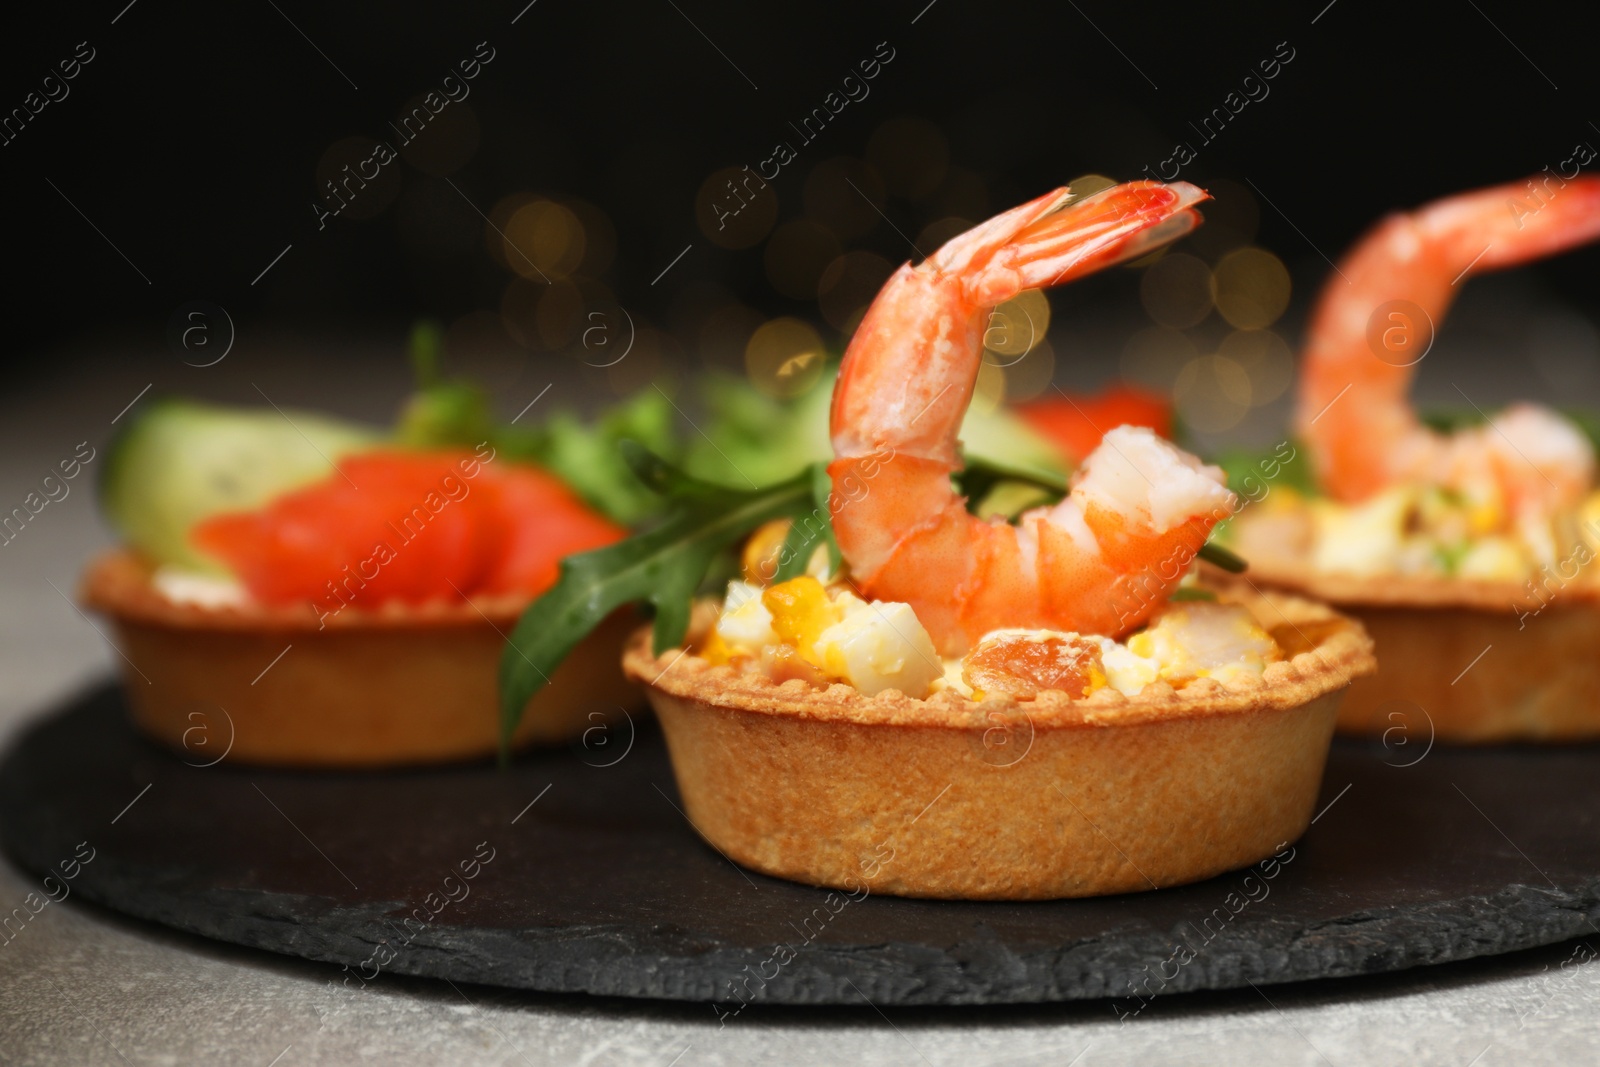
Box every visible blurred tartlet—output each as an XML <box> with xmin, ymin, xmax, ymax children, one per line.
<box><xmin>1225</xmin><ymin>174</ymin><xmax>1600</xmax><ymax>744</ymax></box>
<box><xmin>1228</xmin><ymin>500</ymin><xmax>1600</xmax><ymax>742</ymax></box>
<box><xmin>83</xmin><ymin>549</ymin><xmax>636</xmax><ymax>767</ymax></box>
<box><xmin>85</xmin><ymin>398</ymin><xmax>632</xmax><ymax>767</ymax></box>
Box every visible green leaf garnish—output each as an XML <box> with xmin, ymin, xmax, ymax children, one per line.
<box><xmin>957</xmin><ymin>453</ymin><xmax>1068</xmax><ymax>507</ymax></box>
<box><xmin>770</xmin><ymin>464</ymin><xmax>842</xmax><ymax>582</ymax></box>
<box><xmin>408</xmin><ymin>320</ymin><xmax>445</xmax><ymax>387</ymax></box>
<box><xmin>619</xmin><ymin>438</ymin><xmax>726</xmax><ymax>500</ymax></box>
<box><xmin>498</xmin><ymin>450</ymin><xmax>813</xmax><ymax>761</ymax></box>
<box><xmin>773</xmin><ymin>513</ymin><xmax>818</xmax><ymax>582</ymax></box>
<box><xmin>1197</xmin><ymin>542</ymin><xmax>1247</xmax><ymax>573</ymax></box>
<box><xmin>1169</xmin><ymin>587</ymin><xmax>1219</xmax><ymax>602</ymax></box>
<box><xmin>809</xmin><ymin>462</ymin><xmax>844</xmax><ymax>575</ymax></box>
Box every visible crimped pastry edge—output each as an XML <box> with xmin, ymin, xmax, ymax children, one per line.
<box><xmin>79</xmin><ymin>548</ymin><xmax>529</xmax><ymax>630</ymax></box>
<box><xmin>623</xmin><ymin>584</ymin><xmax>1375</xmax><ymax>729</ymax></box>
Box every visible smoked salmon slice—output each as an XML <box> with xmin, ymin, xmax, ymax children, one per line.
<box><xmin>193</xmin><ymin>451</ymin><xmax>624</xmax><ymax>607</ymax></box>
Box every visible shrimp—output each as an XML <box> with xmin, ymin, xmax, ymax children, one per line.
<box><xmin>828</xmin><ymin>181</ymin><xmax>1236</xmax><ymax>656</ymax></box>
<box><xmin>1296</xmin><ymin>176</ymin><xmax>1600</xmax><ymax>519</ymax></box>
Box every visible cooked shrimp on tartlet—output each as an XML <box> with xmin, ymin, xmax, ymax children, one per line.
<box><xmin>621</xmin><ymin>181</ymin><xmax>1374</xmax><ymax>900</ymax></box>
<box><xmin>1228</xmin><ymin>175</ymin><xmax>1600</xmax><ymax>741</ymax></box>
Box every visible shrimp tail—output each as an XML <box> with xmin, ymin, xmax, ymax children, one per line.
<box><xmin>946</xmin><ymin>181</ymin><xmax>1209</xmax><ymax>307</ymax></box>
<box><xmin>828</xmin><ymin>181</ymin><xmax>1230</xmax><ymax>653</ymax></box>
<box><xmin>1298</xmin><ymin>175</ymin><xmax>1600</xmax><ymax>505</ymax></box>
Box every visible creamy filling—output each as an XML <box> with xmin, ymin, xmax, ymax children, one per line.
<box><xmin>705</xmin><ymin>577</ymin><xmax>1280</xmax><ymax>701</ymax></box>
<box><xmin>1231</xmin><ymin>485</ymin><xmax>1600</xmax><ymax>582</ymax></box>
<box><xmin>151</xmin><ymin>566</ymin><xmax>249</xmax><ymax>608</ymax></box>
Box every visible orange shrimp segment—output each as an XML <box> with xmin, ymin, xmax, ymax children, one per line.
<box><xmin>827</xmin><ymin>180</ymin><xmax>1236</xmax><ymax>656</ymax></box>
<box><xmin>1296</xmin><ymin>176</ymin><xmax>1600</xmax><ymax>517</ymax></box>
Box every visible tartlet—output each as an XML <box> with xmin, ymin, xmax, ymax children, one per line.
<box><xmin>1233</xmin><ymin>557</ymin><xmax>1600</xmax><ymax>743</ymax></box>
<box><xmin>1247</xmin><ymin>174</ymin><xmax>1600</xmax><ymax>744</ymax></box>
<box><xmin>83</xmin><ymin>549</ymin><xmax>637</xmax><ymax>768</ymax></box>
<box><xmin>624</xmin><ymin>586</ymin><xmax>1374</xmax><ymax>900</ymax></box>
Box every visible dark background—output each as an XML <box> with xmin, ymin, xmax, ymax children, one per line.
<box><xmin>4</xmin><ymin>0</ymin><xmax>1598</xmax><ymax>418</ymax></box>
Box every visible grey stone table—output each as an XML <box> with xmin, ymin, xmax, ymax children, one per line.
<box><xmin>4</xmin><ymin>339</ymin><xmax>1599</xmax><ymax>1065</ymax></box>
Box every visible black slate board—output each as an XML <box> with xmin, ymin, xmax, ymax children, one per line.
<box><xmin>3</xmin><ymin>683</ymin><xmax>1598</xmax><ymax>1008</ymax></box>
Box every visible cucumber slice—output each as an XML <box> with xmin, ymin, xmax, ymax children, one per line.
<box><xmin>100</xmin><ymin>398</ymin><xmax>383</xmax><ymax>573</ymax></box>
<box><xmin>960</xmin><ymin>402</ymin><xmax>1068</xmax><ymax>476</ymax></box>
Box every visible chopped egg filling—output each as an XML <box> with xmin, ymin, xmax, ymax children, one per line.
<box><xmin>710</xmin><ymin>576</ymin><xmax>942</xmax><ymax>697</ymax></box>
<box><xmin>1125</xmin><ymin>603</ymin><xmax>1280</xmax><ymax>687</ymax></box>
<box><xmin>707</xmin><ymin>578</ymin><xmax>1278</xmax><ymax>701</ymax></box>
<box><xmin>1234</xmin><ymin>481</ymin><xmax>1600</xmax><ymax>584</ymax></box>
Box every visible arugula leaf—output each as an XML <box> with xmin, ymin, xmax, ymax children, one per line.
<box><xmin>771</xmin><ymin>464</ymin><xmax>842</xmax><ymax>581</ymax></box>
<box><xmin>619</xmin><ymin>438</ymin><xmax>725</xmax><ymax>500</ymax></box>
<box><xmin>1417</xmin><ymin>408</ymin><xmax>1482</xmax><ymax>435</ymax></box>
<box><xmin>1213</xmin><ymin>440</ymin><xmax>1317</xmax><ymax>499</ymax></box>
<box><xmin>498</xmin><ymin>453</ymin><xmax>812</xmax><ymax>758</ymax></box>
<box><xmin>1197</xmin><ymin>542</ymin><xmax>1247</xmax><ymax>573</ymax></box>
<box><xmin>957</xmin><ymin>453</ymin><xmax>1068</xmax><ymax>506</ymax></box>
<box><xmin>394</xmin><ymin>321</ymin><xmax>505</xmax><ymax>450</ymax></box>
<box><xmin>526</xmin><ymin>391</ymin><xmax>680</xmax><ymax>525</ymax></box>
<box><xmin>773</xmin><ymin>509</ymin><xmax>818</xmax><ymax>582</ymax></box>
<box><xmin>811</xmin><ymin>463</ymin><xmax>844</xmax><ymax>575</ymax></box>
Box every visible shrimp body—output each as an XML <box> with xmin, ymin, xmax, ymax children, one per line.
<box><xmin>828</xmin><ymin>182</ymin><xmax>1236</xmax><ymax>656</ymax></box>
<box><xmin>1296</xmin><ymin>176</ymin><xmax>1600</xmax><ymax>518</ymax></box>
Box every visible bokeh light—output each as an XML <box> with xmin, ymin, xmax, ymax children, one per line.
<box><xmin>1217</xmin><ymin>329</ymin><xmax>1293</xmax><ymax>405</ymax></box>
<box><xmin>866</xmin><ymin>117</ymin><xmax>949</xmax><ymax>199</ymax></box>
<box><xmin>1174</xmin><ymin>354</ymin><xmax>1252</xmax><ymax>432</ymax></box>
<box><xmin>1000</xmin><ymin>336</ymin><xmax>1055</xmax><ymax>402</ymax></box>
<box><xmin>1212</xmin><ymin>247</ymin><xmax>1290</xmax><ymax>329</ymax></box>
<box><xmin>1066</xmin><ymin>173</ymin><xmax>1117</xmax><ymax>202</ymax></box>
<box><xmin>837</xmin><ymin>306</ymin><xmax>871</xmax><ymax>342</ymax></box>
<box><xmin>503</xmin><ymin>199</ymin><xmax>585</xmax><ymax>281</ymax></box>
<box><xmin>983</xmin><ymin>289</ymin><xmax>1052</xmax><ymax>365</ymax></box>
<box><xmin>764</xmin><ymin>221</ymin><xmax>842</xmax><ymax>300</ymax></box>
<box><xmin>803</xmin><ymin>158</ymin><xmax>885</xmax><ymax>241</ymax></box>
<box><xmin>745</xmin><ymin>317</ymin><xmax>826</xmax><ymax>398</ymax></box>
<box><xmin>444</xmin><ymin>309</ymin><xmax>525</xmax><ymax>389</ymax></box>
<box><xmin>484</xmin><ymin>192</ymin><xmax>532</xmax><ymax>270</ymax></box>
<box><xmin>699</xmin><ymin>301</ymin><xmax>766</xmax><ymax>365</ymax></box>
<box><xmin>933</xmin><ymin>166</ymin><xmax>989</xmax><ymax>220</ymax></box>
<box><xmin>817</xmin><ymin>250</ymin><xmax>894</xmax><ymax>331</ymax></box>
<box><xmin>565</xmin><ymin>198</ymin><xmax>617</xmax><ymax>276</ymax></box>
<box><xmin>534</xmin><ymin>279</ymin><xmax>585</xmax><ymax>348</ymax></box>
<box><xmin>696</xmin><ymin>166</ymin><xmax>778</xmax><ymax>249</ymax></box>
<box><xmin>915</xmin><ymin>217</ymin><xmax>973</xmax><ymax>256</ymax></box>
<box><xmin>1139</xmin><ymin>252</ymin><xmax>1213</xmax><ymax>328</ymax></box>
<box><xmin>500</xmin><ymin>277</ymin><xmax>542</xmax><ymax>349</ymax></box>
<box><xmin>1187</xmin><ymin>178</ymin><xmax>1260</xmax><ymax>261</ymax></box>
<box><xmin>972</xmin><ymin>359</ymin><xmax>1005</xmax><ymax>415</ymax></box>
<box><xmin>501</xmin><ymin>276</ymin><xmax>619</xmax><ymax>355</ymax></box>
<box><xmin>1121</xmin><ymin>326</ymin><xmax>1199</xmax><ymax>391</ymax></box>
<box><xmin>609</xmin><ymin>327</ymin><xmax>678</xmax><ymax>396</ymax></box>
